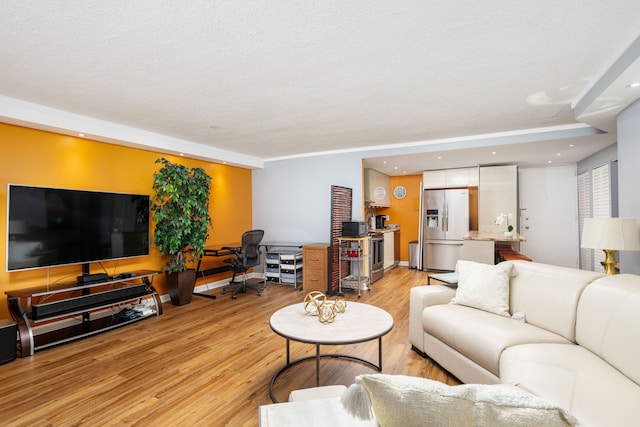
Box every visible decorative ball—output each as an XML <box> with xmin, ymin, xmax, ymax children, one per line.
<box><xmin>302</xmin><ymin>291</ymin><xmax>346</xmax><ymax>323</ymax></box>
<box><xmin>304</xmin><ymin>291</ymin><xmax>327</xmax><ymax>315</ymax></box>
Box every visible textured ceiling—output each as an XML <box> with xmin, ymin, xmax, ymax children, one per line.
<box><xmin>1</xmin><ymin>1</ymin><xmax>639</xmax><ymax>174</ymax></box>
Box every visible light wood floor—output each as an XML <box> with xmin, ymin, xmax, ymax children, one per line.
<box><xmin>0</xmin><ymin>266</ymin><xmax>458</xmax><ymax>426</ymax></box>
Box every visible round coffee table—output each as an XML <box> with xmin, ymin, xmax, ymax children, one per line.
<box><xmin>269</xmin><ymin>301</ymin><xmax>394</xmax><ymax>402</ymax></box>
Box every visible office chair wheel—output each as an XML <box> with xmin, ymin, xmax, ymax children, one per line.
<box><xmin>232</xmin><ymin>294</ymin><xmax>237</xmax><ymax>299</ymax></box>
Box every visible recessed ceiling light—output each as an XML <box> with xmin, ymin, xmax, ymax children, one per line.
<box><xmin>626</xmin><ymin>82</ymin><xmax>640</xmax><ymax>88</ymax></box>
<box><xmin>78</xmin><ymin>133</ymin><xmax>85</xmax><ymax>137</ymax></box>
<box><xmin>383</xmin><ymin>161</ymin><xmax>387</xmax><ymax>164</ymax></box>
<box><xmin>547</xmin><ymin>160</ymin><xmax>553</xmax><ymax>164</ymax></box>
<box><xmin>179</xmin><ymin>153</ymin><xmax>184</xmax><ymax>156</ymax></box>
<box><xmin>394</xmin><ymin>166</ymin><xmax>398</xmax><ymax>170</ymax></box>
<box><xmin>568</xmin><ymin>144</ymin><xmax>575</xmax><ymax>147</ymax></box>
<box><xmin>556</xmin><ymin>153</ymin><xmax>562</xmax><ymax>156</ymax></box>
<box><xmin>491</xmin><ymin>151</ymin><xmax>497</xmax><ymax>155</ymax></box>
<box><xmin>437</xmin><ymin>156</ymin><xmax>442</xmax><ymax>160</ymax></box>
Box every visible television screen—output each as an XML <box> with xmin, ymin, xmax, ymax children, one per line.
<box><xmin>6</xmin><ymin>185</ymin><xmax>150</xmax><ymax>272</ymax></box>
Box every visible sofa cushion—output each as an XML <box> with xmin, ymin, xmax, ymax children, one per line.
<box><xmin>450</xmin><ymin>260</ymin><xmax>514</xmax><ymax>317</ymax></box>
<box><xmin>423</xmin><ymin>304</ymin><xmax>571</xmax><ymax>376</ymax></box>
<box><xmin>342</xmin><ymin>374</ymin><xmax>577</xmax><ymax>427</ymax></box>
<box><xmin>508</xmin><ymin>261</ymin><xmax>604</xmax><ymax>342</ymax></box>
<box><xmin>500</xmin><ymin>343</ymin><xmax>640</xmax><ymax>427</ymax></box>
<box><xmin>576</xmin><ymin>274</ymin><xmax>640</xmax><ymax>385</ymax></box>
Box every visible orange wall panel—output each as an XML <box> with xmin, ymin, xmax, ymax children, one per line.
<box><xmin>0</xmin><ymin>123</ymin><xmax>252</xmax><ymax>317</ymax></box>
<box><xmin>376</xmin><ymin>174</ymin><xmax>422</xmax><ymax>261</ymax></box>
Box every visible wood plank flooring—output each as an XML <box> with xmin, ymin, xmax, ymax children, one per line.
<box><xmin>0</xmin><ymin>266</ymin><xmax>458</xmax><ymax>426</ymax></box>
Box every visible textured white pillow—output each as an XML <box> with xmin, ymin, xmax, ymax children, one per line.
<box><xmin>450</xmin><ymin>260</ymin><xmax>514</xmax><ymax>317</ymax></box>
<box><xmin>342</xmin><ymin>374</ymin><xmax>578</xmax><ymax>427</ymax></box>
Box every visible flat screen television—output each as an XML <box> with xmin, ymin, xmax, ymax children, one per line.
<box><xmin>6</xmin><ymin>185</ymin><xmax>150</xmax><ymax>272</ymax></box>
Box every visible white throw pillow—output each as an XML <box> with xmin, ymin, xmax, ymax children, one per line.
<box><xmin>450</xmin><ymin>260</ymin><xmax>514</xmax><ymax>317</ymax></box>
<box><xmin>341</xmin><ymin>374</ymin><xmax>578</xmax><ymax>427</ymax></box>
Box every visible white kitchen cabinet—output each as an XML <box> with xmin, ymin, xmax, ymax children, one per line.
<box><xmin>462</xmin><ymin>240</ymin><xmax>495</xmax><ymax>265</ymax></box>
<box><xmin>423</xmin><ymin>170</ymin><xmax>446</xmax><ymax>189</ymax></box>
<box><xmin>467</xmin><ymin>167</ymin><xmax>479</xmax><ymax>186</ymax></box>
<box><xmin>445</xmin><ymin>168</ymin><xmax>469</xmax><ymax>187</ymax></box>
<box><xmin>364</xmin><ymin>168</ymin><xmax>390</xmax><ymax>207</ymax></box>
<box><xmin>478</xmin><ymin>165</ymin><xmax>518</xmax><ymax>232</ymax></box>
<box><xmin>383</xmin><ymin>231</ymin><xmax>395</xmax><ymax>270</ymax></box>
<box><xmin>423</xmin><ymin>167</ymin><xmax>479</xmax><ymax>189</ymax></box>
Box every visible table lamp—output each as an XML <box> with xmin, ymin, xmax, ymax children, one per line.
<box><xmin>580</xmin><ymin>217</ymin><xmax>640</xmax><ymax>274</ymax></box>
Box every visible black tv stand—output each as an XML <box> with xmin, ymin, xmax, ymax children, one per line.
<box><xmin>5</xmin><ymin>270</ymin><xmax>161</xmax><ymax>357</ymax></box>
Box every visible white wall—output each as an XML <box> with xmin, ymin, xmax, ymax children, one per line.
<box><xmin>251</xmin><ymin>129</ymin><xmax>593</xmax><ymax>246</ymax></box>
<box><xmin>252</xmin><ymin>152</ymin><xmax>364</xmax><ymax>244</ymax></box>
<box><xmin>617</xmin><ymin>98</ymin><xmax>640</xmax><ymax>274</ymax></box>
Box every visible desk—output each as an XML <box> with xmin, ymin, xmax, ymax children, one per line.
<box><xmin>196</xmin><ymin>242</ymin><xmax>304</xmax><ymax>279</ymax></box>
<box><xmin>195</xmin><ymin>243</ymin><xmax>240</xmax><ymax>275</ymax></box>
<box><xmin>194</xmin><ymin>243</ymin><xmax>241</xmax><ymax>299</ymax></box>
<box><xmin>195</xmin><ymin>242</ymin><xmax>308</xmax><ymax>297</ymax></box>
<box><xmin>261</xmin><ymin>242</ymin><xmax>306</xmax><ymax>250</ymax></box>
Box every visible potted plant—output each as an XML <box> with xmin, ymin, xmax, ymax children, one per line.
<box><xmin>495</xmin><ymin>212</ymin><xmax>514</xmax><ymax>237</ymax></box>
<box><xmin>151</xmin><ymin>157</ymin><xmax>212</xmax><ymax>305</ymax></box>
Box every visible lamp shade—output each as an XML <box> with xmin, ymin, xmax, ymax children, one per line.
<box><xmin>581</xmin><ymin>217</ymin><xmax>640</xmax><ymax>251</ymax></box>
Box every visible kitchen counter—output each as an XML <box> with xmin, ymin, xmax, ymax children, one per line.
<box><xmin>464</xmin><ymin>231</ymin><xmax>526</xmax><ymax>242</ymax></box>
<box><xmin>370</xmin><ymin>225</ymin><xmax>400</xmax><ymax>233</ymax></box>
<box><xmin>462</xmin><ymin>231</ymin><xmax>527</xmax><ymax>265</ymax></box>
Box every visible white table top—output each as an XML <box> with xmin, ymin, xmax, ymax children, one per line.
<box><xmin>270</xmin><ymin>302</ymin><xmax>393</xmax><ymax>345</ymax></box>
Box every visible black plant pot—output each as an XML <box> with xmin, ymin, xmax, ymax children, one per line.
<box><xmin>166</xmin><ymin>269</ymin><xmax>196</xmax><ymax>306</ymax></box>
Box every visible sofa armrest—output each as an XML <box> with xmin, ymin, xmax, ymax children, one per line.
<box><xmin>409</xmin><ymin>285</ymin><xmax>456</xmax><ymax>352</ymax></box>
<box><xmin>259</xmin><ymin>397</ymin><xmax>378</xmax><ymax>426</ymax></box>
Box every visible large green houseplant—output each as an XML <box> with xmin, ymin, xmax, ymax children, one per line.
<box><xmin>151</xmin><ymin>157</ymin><xmax>212</xmax><ymax>305</ymax></box>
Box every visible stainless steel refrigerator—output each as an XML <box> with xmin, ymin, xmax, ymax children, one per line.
<box><xmin>422</xmin><ymin>188</ymin><xmax>470</xmax><ymax>271</ymax></box>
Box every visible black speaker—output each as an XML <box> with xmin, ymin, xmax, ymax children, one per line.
<box><xmin>0</xmin><ymin>319</ymin><xmax>17</xmax><ymax>364</ymax></box>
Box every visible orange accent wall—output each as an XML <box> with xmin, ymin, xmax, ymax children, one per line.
<box><xmin>0</xmin><ymin>123</ymin><xmax>252</xmax><ymax>318</ymax></box>
<box><xmin>376</xmin><ymin>174</ymin><xmax>422</xmax><ymax>262</ymax></box>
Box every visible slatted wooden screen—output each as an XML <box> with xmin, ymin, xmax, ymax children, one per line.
<box><xmin>329</xmin><ymin>185</ymin><xmax>352</xmax><ymax>294</ymax></box>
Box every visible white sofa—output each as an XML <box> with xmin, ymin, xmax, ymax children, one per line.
<box><xmin>409</xmin><ymin>260</ymin><xmax>640</xmax><ymax>427</ymax></box>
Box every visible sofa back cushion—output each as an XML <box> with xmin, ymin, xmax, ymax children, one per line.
<box><xmin>508</xmin><ymin>261</ymin><xmax>604</xmax><ymax>342</ymax></box>
<box><xmin>576</xmin><ymin>274</ymin><xmax>640</xmax><ymax>385</ymax></box>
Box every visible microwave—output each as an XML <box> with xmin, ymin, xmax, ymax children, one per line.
<box><xmin>342</xmin><ymin>221</ymin><xmax>369</xmax><ymax>237</ymax></box>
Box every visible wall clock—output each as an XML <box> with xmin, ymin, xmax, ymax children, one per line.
<box><xmin>393</xmin><ymin>185</ymin><xmax>407</xmax><ymax>199</ymax></box>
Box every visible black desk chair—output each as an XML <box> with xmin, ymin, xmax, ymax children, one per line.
<box><xmin>221</xmin><ymin>229</ymin><xmax>266</xmax><ymax>299</ymax></box>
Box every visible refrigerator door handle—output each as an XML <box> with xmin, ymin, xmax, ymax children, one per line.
<box><xmin>444</xmin><ymin>202</ymin><xmax>448</xmax><ymax>232</ymax></box>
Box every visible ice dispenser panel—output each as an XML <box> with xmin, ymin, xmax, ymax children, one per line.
<box><xmin>426</xmin><ymin>209</ymin><xmax>439</xmax><ymax>228</ymax></box>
